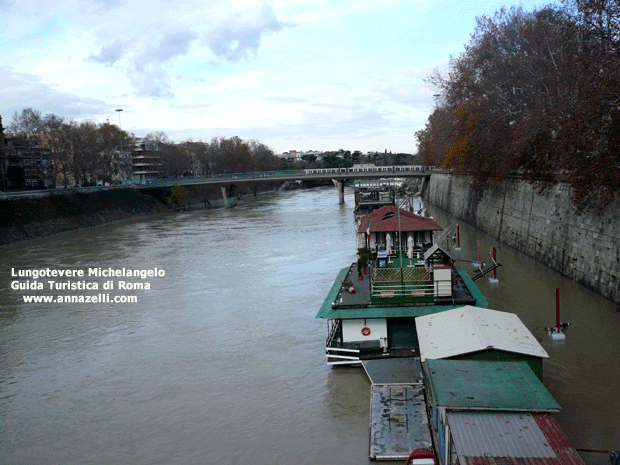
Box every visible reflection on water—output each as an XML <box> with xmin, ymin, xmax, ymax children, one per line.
<box><xmin>0</xmin><ymin>189</ymin><xmax>617</xmax><ymax>465</ymax></box>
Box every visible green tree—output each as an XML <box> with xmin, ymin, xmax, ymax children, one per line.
<box><xmin>322</xmin><ymin>153</ymin><xmax>352</xmax><ymax>168</ymax></box>
<box><xmin>166</xmin><ymin>184</ymin><xmax>190</xmax><ymax>207</ymax></box>
<box><xmin>301</xmin><ymin>154</ymin><xmax>317</xmax><ymax>164</ymax></box>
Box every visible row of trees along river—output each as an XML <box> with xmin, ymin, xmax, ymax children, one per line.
<box><xmin>2</xmin><ymin>109</ymin><xmax>417</xmax><ymax>190</ymax></box>
<box><xmin>415</xmin><ymin>0</ymin><xmax>620</xmax><ymax>213</ymax></box>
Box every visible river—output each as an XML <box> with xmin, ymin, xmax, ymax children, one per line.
<box><xmin>0</xmin><ymin>187</ymin><xmax>618</xmax><ymax>465</ymax></box>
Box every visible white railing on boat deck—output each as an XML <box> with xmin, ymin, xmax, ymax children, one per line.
<box><xmin>325</xmin><ymin>347</ymin><xmax>362</xmax><ymax>365</ymax></box>
<box><xmin>370</xmin><ymin>279</ymin><xmax>452</xmax><ymax>299</ymax></box>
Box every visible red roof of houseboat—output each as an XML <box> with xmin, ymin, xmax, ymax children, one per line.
<box><xmin>358</xmin><ymin>206</ymin><xmax>443</xmax><ymax>233</ymax></box>
<box><xmin>446</xmin><ymin>411</ymin><xmax>586</xmax><ymax>465</ymax></box>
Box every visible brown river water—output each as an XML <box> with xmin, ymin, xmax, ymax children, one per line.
<box><xmin>0</xmin><ymin>187</ymin><xmax>618</xmax><ymax>464</ymax></box>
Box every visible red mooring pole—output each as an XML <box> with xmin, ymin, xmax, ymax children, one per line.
<box><xmin>556</xmin><ymin>288</ymin><xmax>561</xmax><ymax>331</ymax></box>
<box><xmin>456</xmin><ymin>225</ymin><xmax>460</xmax><ymax>248</ymax></box>
<box><xmin>493</xmin><ymin>247</ymin><xmax>497</xmax><ymax>279</ymax></box>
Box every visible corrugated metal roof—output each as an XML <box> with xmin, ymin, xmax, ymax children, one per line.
<box><xmin>416</xmin><ymin>305</ymin><xmax>548</xmax><ymax>361</ymax></box>
<box><xmin>425</xmin><ymin>359</ymin><xmax>561</xmax><ymax>411</ymax></box>
<box><xmin>447</xmin><ymin>411</ymin><xmax>586</xmax><ymax>465</ymax></box>
<box><xmin>448</xmin><ymin>411</ymin><xmax>556</xmax><ymax>458</ymax></box>
<box><xmin>533</xmin><ymin>413</ymin><xmax>587</xmax><ymax>465</ymax></box>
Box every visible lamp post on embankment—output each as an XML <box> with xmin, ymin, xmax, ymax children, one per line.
<box><xmin>115</xmin><ymin>109</ymin><xmax>123</xmax><ymax>129</ymax></box>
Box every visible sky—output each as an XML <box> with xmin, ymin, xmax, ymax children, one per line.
<box><xmin>1</xmin><ymin>0</ymin><xmax>556</xmax><ymax>154</ymax></box>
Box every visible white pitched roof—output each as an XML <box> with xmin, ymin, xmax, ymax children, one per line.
<box><xmin>416</xmin><ymin>305</ymin><xmax>549</xmax><ymax>362</ymax></box>
<box><xmin>423</xmin><ymin>243</ymin><xmax>450</xmax><ymax>261</ymax></box>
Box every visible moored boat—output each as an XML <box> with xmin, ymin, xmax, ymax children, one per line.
<box><xmin>316</xmin><ymin>205</ymin><xmax>487</xmax><ymax>365</ymax></box>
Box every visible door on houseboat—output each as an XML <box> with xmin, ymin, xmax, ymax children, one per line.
<box><xmin>387</xmin><ymin>317</ymin><xmax>419</xmax><ymax>351</ymax></box>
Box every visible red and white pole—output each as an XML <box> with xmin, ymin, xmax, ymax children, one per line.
<box><xmin>549</xmin><ymin>287</ymin><xmax>566</xmax><ymax>340</ymax></box>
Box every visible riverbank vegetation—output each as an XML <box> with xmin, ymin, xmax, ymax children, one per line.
<box><xmin>416</xmin><ymin>0</ymin><xmax>620</xmax><ymax>212</ymax></box>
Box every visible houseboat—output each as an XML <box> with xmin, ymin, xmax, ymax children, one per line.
<box><xmin>353</xmin><ymin>180</ymin><xmax>396</xmax><ymax>214</ymax></box>
<box><xmin>316</xmin><ymin>203</ymin><xmax>589</xmax><ymax>462</ymax></box>
<box><xmin>316</xmin><ymin>206</ymin><xmax>487</xmax><ymax>365</ymax></box>
<box><xmin>421</xmin><ymin>358</ymin><xmax>585</xmax><ymax>465</ymax></box>
<box><xmin>413</xmin><ymin>306</ymin><xmax>587</xmax><ymax>465</ymax></box>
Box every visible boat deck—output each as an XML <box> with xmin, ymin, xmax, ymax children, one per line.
<box><xmin>335</xmin><ymin>262</ymin><xmax>477</xmax><ymax>309</ymax></box>
<box><xmin>362</xmin><ymin>358</ymin><xmax>432</xmax><ymax>460</ymax></box>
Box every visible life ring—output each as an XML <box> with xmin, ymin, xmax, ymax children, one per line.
<box><xmin>361</xmin><ymin>327</ymin><xmax>371</xmax><ymax>336</ymax></box>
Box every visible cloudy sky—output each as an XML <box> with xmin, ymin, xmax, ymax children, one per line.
<box><xmin>1</xmin><ymin>0</ymin><xmax>554</xmax><ymax>154</ymax></box>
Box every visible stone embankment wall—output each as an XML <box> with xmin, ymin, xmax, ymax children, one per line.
<box><xmin>0</xmin><ymin>181</ymin><xmax>289</xmax><ymax>246</ymax></box>
<box><xmin>425</xmin><ymin>172</ymin><xmax>620</xmax><ymax>305</ymax></box>
<box><xmin>0</xmin><ymin>189</ymin><xmax>166</xmax><ymax>246</ymax></box>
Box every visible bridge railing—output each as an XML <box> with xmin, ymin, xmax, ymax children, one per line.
<box><xmin>135</xmin><ymin>169</ymin><xmax>308</xmax><ymax>186</ymax></box>
<box><xmin>1</xmin><ymin>166</ymin><xmax>433</xmax><ymax>197</ymax></box>
<box><xmin>137</xmin><ymin>165</ymin><xmax>431</xmax><ymax>186</ymax></box>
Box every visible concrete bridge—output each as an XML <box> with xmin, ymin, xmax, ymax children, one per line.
<box><xmin>135</xmin><ymin>166</ymin><xmax>432</xmax><ymax>206</ymax></box>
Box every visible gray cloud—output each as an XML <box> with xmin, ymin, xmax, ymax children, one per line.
<box><xmin>85</xmin><ymin>1</ymin><xmax>287</xmax><ymax>98</ymax></box>
<box><xmin>88</xmin><ymin>27</ymin><xmax>198</xmax><ymax>99</ymax></box>
<box><xmin>88</xmin><ymin>40</ymin><xmax>126</xmax><ymax>65</ymax></box>
<box><xmin>206</xmin><ymin>2</ymin><xmax>286</xmax><ymax>62</ymax></box>
<box><xmin>127</xmin><ymin>65</ymin><xmax>173</xmax><ymax>99</ymax></box>
<box><xmin>0</xmin><ymin>67</ymin><xmax>110</xmax><ymax>121</ymax></box>
<box><xmin>129</xmin><ymin>28</ymin><xmax>197</xmax><ymax>98</ymax></box>
<box><xmin>143</xmin><ymin>28</ymin><xmax>197</xmax><ymax>63</ymax></box>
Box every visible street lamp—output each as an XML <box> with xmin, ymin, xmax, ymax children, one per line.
<box><xmin>115</xmin><ymin>108</ymin><xmax>123</xmax><ymax>129</ymax></box>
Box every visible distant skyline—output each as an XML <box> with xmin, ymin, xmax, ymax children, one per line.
<box><xmin>1</xmin><ymin>0</ymin><xmax>556</xmax><ymax>154</ymax></box>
